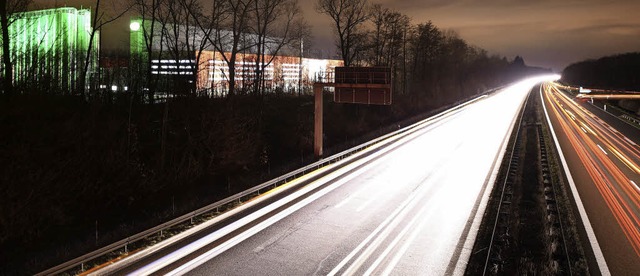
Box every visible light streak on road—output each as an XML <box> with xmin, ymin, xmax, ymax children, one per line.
<box><xmin>632</xmin><ymin>181</ymin><xmax>640</xmax><ymax>193</ymax></box>
<box><xmin>92</xmin><ymin>75</ymin><xmax>560</xmax><ymax>276</ymax></box>
<box><xmin>597</xmin><ymin>144</ymin><xmax>608</xmax><ymax>155</ymax></box>
<box><xmin>543</xmin><ymin>83</ymin><xmax>640</xmax><ymax>261</ymax></box>
<box><xmin>549</xmin><ymin>84</ymin><xmax>640</xmax><ymax>174</ymax></box>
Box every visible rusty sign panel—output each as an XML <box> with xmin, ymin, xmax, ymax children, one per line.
<box><xmin>335</xmin><ymin>87</ymin><xmax>392</xmax><ymax>105</ymax></box>
<box><xmin>333</xmin><ymin>67</ymin><xmax>392</xmax><ymax>105</ymax></box>
<box><xmin>335</xmin><ymin>67</ymin><xmax>391</xmax><ymax>85</ymax></box>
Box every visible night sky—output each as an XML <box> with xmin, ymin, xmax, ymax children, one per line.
<box><xmin>34</xmin><ymin>0</ymin><xmax>640</xmax><ymax>72</ymax></box>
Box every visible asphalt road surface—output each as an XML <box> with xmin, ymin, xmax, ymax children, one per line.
<box><xmin>152</xmin><ymin>80</ymin><xmax>538</xmax><ymax>276</ymax></box>
<box><xmin>542</xmin><ymin>83</ymin><xmax>640</xmax><ymax>275</ymax></box>
<box><xmin>93</xmin><ymin>77</ymin><xmax>556</xmax><ymax>276</ymax></box>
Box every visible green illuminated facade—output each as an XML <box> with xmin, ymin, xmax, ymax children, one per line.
<box><xmin>2</xmin><ymin>7</ymin><xmax>98</xmax><ymax>92</ymax></box>
<box><xmin>129</xmin><ymin>17</ymin><xmax>147</xmax><ymax>81</ymax></box>
<box><xmin>129</xmin><ymin>18</ymin><xmax>144</xmax><ymax>57</ymax></box>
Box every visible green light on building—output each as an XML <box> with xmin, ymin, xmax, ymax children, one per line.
<box><xmin>2</xmin><ymin>7</ymin><xmax>98</xmax><ymax>92</ymax></box>
<box><xmin>129</xmin><ymin>18</ymin><xmax>144</xmax><ymax>57</ymax></box>
<box><xmin>130</xmin><ymin>21</ymin><xmax>141</xmax><ymax>32</ymax></box>
<box><xmin>129</xmin><ymin>17</ymin><xmax>148</xmax><ymax>90</ymax></box>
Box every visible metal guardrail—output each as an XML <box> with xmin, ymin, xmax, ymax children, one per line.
<box><xmin>621</xmin><ymin>114</ymin><xmax>640</xmax><ymax>127</ymax></box>
<box><xmin>38</xmin><ymin>88</ymin><xmax>502</xmax><ymax>276</ymax></box>
<box><xmin>37</xmin><ymin>141</ymin><xmax>380</xmax><ymax>275</ymax></box>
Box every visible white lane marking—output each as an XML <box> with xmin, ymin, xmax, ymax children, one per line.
<box><xmin>356</xmin><ymin>189</ymin><xmax>386</xmax><ymax>212</ymax></box>
<box><xmin>597</xmin><ymin>144</ymin><xmax>608</xmax><ymax>155</ymax></box>
<box><xmin>91</xmin><ymin>88</ymin><xmax>473</xmax><ymax>276</ymax></box>
<box><xmin>328</xmin><ymin>162</ymin><xmax>446</xmax><ymax>275</ymax></box>
<box><xmin>631</xmin><ymin>180</ymin><xmax>640</xmax><ymax>193</ymax></box>
<box><xmin>581</xmin><ymin>127</ymin><xmax>587</xmax><ymax>133</ymax></box>
<box><xmin>166</xmin><ymin>146</ymin><xmax>386</xmax><ymax>276</ymax></box>
<box><xmin>326</xmin><ymin>183</ymin><xmax>426</xmax><ymax>276</ymax></box>
<box><xmin>334</xmin><ymin>193</ymin><xmax>355</xmax><ymax>209</ymax></box>
<box><xmin>136</xmin><ymin>141</ymin><xmax>385</xmax><ymax>275</ymax></box>
<box><xmin>540</xmin><ymin>87</ymin><xmax>611</xmax><ymax>275</ymax></box>
<box><xmin>373</xmin><ymin>191</ymin><xmax>439</xmax><ymax>276</ymax></box>
<box><xmin>342</xmin><ymin>195</ymin><xmax>418</xmax><ymax>275</ymax></box>
<box><xmin>624</xmin><ymin>137</ymin><xmax>637</xmax><ymax>146</ymax></box>
<box><xmin>167</xmin><ymin>110</ymin><xmax>452</xmax><ymax>276</ymax></box>
<box><xmin>336</xmin><ymin>184</ymin><xmax>386</xmax><ymax>212</ymax></box>
<box><xmin>330</xmin><ymin>90</ymin><xmax>503</xmax><ymax>275</ymax></box>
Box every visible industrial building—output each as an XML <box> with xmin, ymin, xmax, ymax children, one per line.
<box><xmin>129</xmin><ymin>18</ymin><xmax>342</xmax><ymax>95</ymax></box>
<box><xmin>2</xmin><ymin>7</ymin><xmax>99</xmax><ymax>93</ymax></box>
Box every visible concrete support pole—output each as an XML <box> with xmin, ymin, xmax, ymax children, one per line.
<box><xmin>314</xmin><ymin>84</ymin><xmax>323</xmax><ymax>158</ymax></box>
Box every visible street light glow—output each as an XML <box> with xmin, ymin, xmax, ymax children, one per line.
<box><xmin>130</xmin><ymin>21</ymin><xmax>141</xmax><ymax>31</ymax></box>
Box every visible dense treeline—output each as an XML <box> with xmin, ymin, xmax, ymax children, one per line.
<box><xmin>1</xmin><ymin>0</ymin><xmax>548</xmax><ymax>274</ymax></box>
<box><xmin>561</xmin><ymin>52</ymin><xmax>640</xmax><ymax>91</ymax></box>
<box><xmin>316</xmin><ymin>1</ymin><xmax>549</xmax><ymax>106</ymax></box>
<box><xmin>561</xmin><ymin>52</ymin><xmax>640</xmax><ymax>115</ymax></box>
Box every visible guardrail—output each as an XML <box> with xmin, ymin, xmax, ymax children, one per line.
<box><xmin>37</xmin><ymin>88</ymin><xmax>502</xmax><ymax>276</ymax></box>
<box><xmin>590</xmin><ymin>99</ymin><xmax>640</xmax><ymax>129</ymax></box>
<box><xmin>37</xmin><ymin>137</ymin><xmax>385</xmax><ymax>275</ymax></box>
<box><xmin>621</xmin><ymin>114</ymin><xmax>640</xmax><ymax>127</ymax></box>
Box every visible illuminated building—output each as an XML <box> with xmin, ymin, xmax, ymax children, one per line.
<box><xmin>2</xmin><ymin>7</ymin><xmax>99</xmax><ymax>92</ymax></box>
<box><xmin>129</xmin><ymin>18</ymin><xmax>342</xmax><ymax>95</ymax></box>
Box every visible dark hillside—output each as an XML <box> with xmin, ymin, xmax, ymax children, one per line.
<box><xmin>562</xmin><ymin>52</ymin><xmax>640</xmax><ymax>91</ymax></box>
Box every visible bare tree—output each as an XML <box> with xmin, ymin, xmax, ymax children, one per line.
<box><xmin>79</xmin><ymin>0</ymin><xmax>132</xmax><ymax>96</ymax></box>
<box><xmin>441</xmin><ymin>30</ymin><xmax>473</xmax><ymax>99</ymax></box>
<box><xmin>368</xmin><ymin>4</ymin><xmax>385</xmax><ymax>66</ymax></box>
<box><xmin>189</xmin><ymin>0</ymin><xmax>226</xmax><ymax>95</ymax></box>
<box><xmin>161</xmin><ymin>0</ymin><xmax>192</xmax><ymax>95</ymax></box>
<box><xmin>133</xmin><ymin>0</ymin><xmax>167</xmax><ymax>101</ymax></box>
<box><xmin>0</xmin><ymin>0</ymin><xmax>31</xmax><ymax>95</ymax></box>
<box><xmin>316</xmin><ymin>0</ymin><xmax>369</xmax><ymax>67</ymax></box>
<box><xmin>410</xmin><ymin>21</ymin><xmax>443</xmax><ymax>79</ymax></box>
<box><xmin>249</xmin><ymin>0</ymin><xmax>302</xmax><ymax>95</ymax></box>
<box><xmin>178</xmin><ymin>0</ymin><xmax>213</xmax><ymax>96</ymax></box>
<box><xmin>368</xmin><ymin>6</ymin><xmax>409</xmax><ymax>67</ymax></box>
<box><xmin>204</xmin><ymin>0</ymin><xmax>255</xmax><ymax>97</ymax></box>
<box><xmin>292</xmin><ymin>15</ymin><xmax>311</xmax><ymax>94</ymax></box>
<box><xmin>366</xmin><ymin>6</ymin><xmax>410</xmax><ymax>93</ymax></box>
<box><xmin>408</xmin><ymin>21</ymin><xmax>444</xmax><ymax>100</ymax></box>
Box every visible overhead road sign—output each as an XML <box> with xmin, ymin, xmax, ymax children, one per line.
<box><xmin>333</xmin><ymin>67</ymin><xmax>392</xmax><ymax>105</ymax></box>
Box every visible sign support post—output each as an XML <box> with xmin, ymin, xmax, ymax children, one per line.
<box><xmin>313</xmin><ymin>67</ymin><xmax>392</xmax><ymax>159</ymax></box>
<box><xmin>314</xmin><ymin>83</ymin><xmax>324</xmax><ymax>158</ymax></box>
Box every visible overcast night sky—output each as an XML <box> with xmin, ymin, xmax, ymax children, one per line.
<box><xmin>34</xmin><ymin>0</ymin><xmax>640</xmax><ymax>72</ymax></box>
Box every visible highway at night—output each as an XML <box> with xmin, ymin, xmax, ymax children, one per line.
<box><xmin>541</xmin><ymin>83</ymin><xmax>640</xmax><ymax>275</ymax></box>
<box><xmin>88</xmin><ymin>78</ymin><xmax>554</xmax><ymax>276</ymax></box>
<box><xmin>7</xmin><ymin>1</ymin><xmax>640</xmax><ymax>275</ymax></box>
